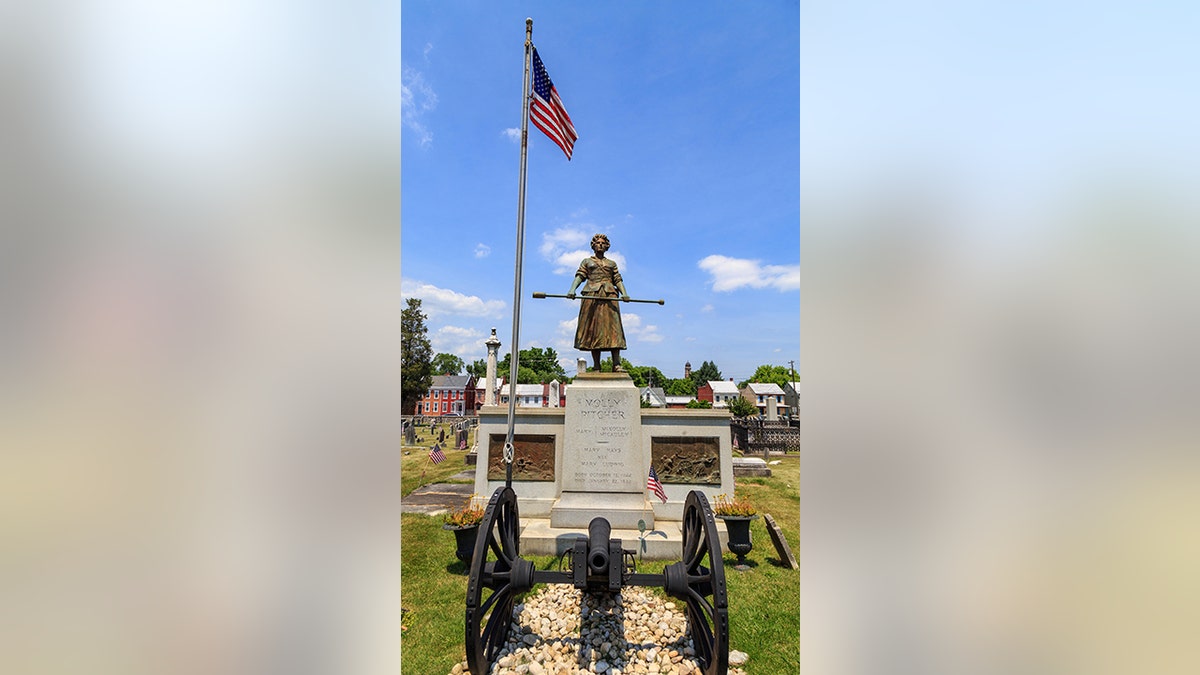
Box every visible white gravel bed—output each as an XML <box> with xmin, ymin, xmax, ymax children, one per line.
<box><xmin>449</xmin><ymin>585</ymin><xmax>749</xmax><ymax>675</ymax></box>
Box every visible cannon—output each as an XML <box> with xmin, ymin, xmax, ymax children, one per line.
<box><xmin>464</xmin><ymin>485</ymin><xmax>729</xmax><ymax>675</ymax></box>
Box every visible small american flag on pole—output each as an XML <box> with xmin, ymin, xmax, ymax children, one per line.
<box><xmin>429</xmin><ymin>443</ymin><xmax>446</xmax><ymax>465</ymax></box>
<box><xmin>529</xmin><ymin>47</ymin><xmax>577</xmax><ymax>160</ymax></box>
<box><xmin>647</xmin><ymin>466</ymin><xmax>667</xmax><ymax>504</ymax></box>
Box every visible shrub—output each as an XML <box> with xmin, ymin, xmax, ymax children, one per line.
<box><xmin>712</xmin><ymin>493</ymin><xmax>757</xmax><ymax>517</ymax></box>
<box><xmin>444</xmin><ymin>498</ymin><xmax>485</xmax><ymax>528</ymax></box>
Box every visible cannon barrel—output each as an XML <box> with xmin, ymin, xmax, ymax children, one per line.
<box><xmin>587</xmin><ymin>517</ymin><xmax>611</xmax><ymax>575</ymax></box>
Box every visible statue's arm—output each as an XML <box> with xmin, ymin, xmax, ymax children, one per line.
<box><xmin>567</xmin><ymin>268</ymin><xmax>585</xmax><ymax>298</ymax></box>
<box><xmin>613</xmin><ymin>264</ymin><xmax>630</xmax><ymax>301</ymax></box>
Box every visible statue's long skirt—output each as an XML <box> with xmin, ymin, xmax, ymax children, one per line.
<box><xmin>574</xmin><ymin>295</ymin><xmax>627</xmax><ymax>350</ymax></box>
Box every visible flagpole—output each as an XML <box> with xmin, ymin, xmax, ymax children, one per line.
<box><xmin>503</xmin><ymin>17</ymin><xmax>534</xmax><ymax>488</ymax></box>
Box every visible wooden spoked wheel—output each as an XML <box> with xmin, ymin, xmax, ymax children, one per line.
<box><xmin>464</xmin><ymin>486</ymin><xmax>533</xmax><ymax>675</ymax></box>
<box><xmin>664</xmin><ymin>490</ymin><xmax>730</xmax><ymax>675</ymax></box>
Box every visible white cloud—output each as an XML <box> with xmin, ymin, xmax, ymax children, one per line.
<box><xmin>423</xmin><ymin>42</ymin><xmax>433</xmax><ymax>58</ymax></box>
<box><xmin>502</xmin><ymin>128</ymin><xmax>521</xmax><ymax>142</ymax></box>
<box><xmin>621</xmin><ymin>312</ymin><xmax>664</xmax><ymax>343</ymax></box>
<box><xmin>701</xmin><ymin>304</ymin><xmax>714</xmax><ymax>312</ymax></box>
<box><xmin>402</xmin><ymin>280</ymin><xmax>505</xmax><ymax>317</ymax></box>
<box><xmin>550</xmin><ymin>249</ymin><xmax>628</xmax><ymax>275</ymax></box>
<box><xmin>685</xmin><ymin>336</ymin><xmax>697</xmax><ymax>342</ymax></box>
<box><xmin>431</xmin><ymin>325</ymin><xmax>487</xmax><ymax>357</ymax></box>
<box><xmin>474</xmin><ymin>243</ymin><xmax>491</xmax><ymax>258</ymax></box>
<box><xmin>697</xmin><ymin>255</ymin><xmax>800</xmax><ymax>292</ymax></box>
<box><xmin>540</xmin><ymin>226</ymin><xmax>633</xmax><ymax>274</ymax></box>
<box><xmin>540</xmin><ymin>227</ymin><xmax>590</xmax><ymax>258</ymax></box>
<box><xmin>401</xmin><ymin>67</ymin><xmax>437</xmax><ymax>147</ymax></box>
<box><xmin>638</xmin><ymin>325</ymin><xmax>664</xmax><ymax>343</ymax></box>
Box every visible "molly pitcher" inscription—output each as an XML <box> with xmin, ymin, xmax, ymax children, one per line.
<box><xmin>561</xmin><ymin>385</ymin><xmax>642</xmax><ymax>492</ymax></box>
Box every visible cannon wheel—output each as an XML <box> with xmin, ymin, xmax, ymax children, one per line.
<box><xmin>464</xmin><ymin>486</ymin><xmax>526</xmax><ymax>675</ymax></box>
<box><xmin>678</xmin><ymin>490</ymin><xmax>730</xmax><ymax>675</ymax></box>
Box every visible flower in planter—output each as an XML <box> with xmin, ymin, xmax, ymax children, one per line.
<box><xmin>444</xmin><ymin>496</ymin><xmax>486</xmax><ymax>528</ymax></box>
<box><xmin>712</xmin><ymin>493</ymin><xmax>757</xmax><ymax>517</ymax></box>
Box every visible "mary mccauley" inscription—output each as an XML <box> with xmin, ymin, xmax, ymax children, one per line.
<box><xmin>561</xmin><ymin>382</ymin><xmax>642</xmax><ymax>492</ymax></box>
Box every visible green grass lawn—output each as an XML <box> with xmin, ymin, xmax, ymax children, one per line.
<box><xmin>401</xmin><ymin>453</ymin><xmax>799</xmax><ymax>675</ymax></box>
<box><xmin>402</xmin><ymin>421</ymin><xmax>479</xmax><ymax>498</ymax></box>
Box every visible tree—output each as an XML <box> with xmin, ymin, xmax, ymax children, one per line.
<box><xmin>689</xmin><ymin>360</ymin><xmax>723</xmax><ymax>388</ymax></box>
<box><xmin>431</xmin><ymin>352</ymin><xmax>465</xmax><ymax>376</ymax></box>
<box><xmin>498</xmin><ymin>347</ymin><xmax>569</xmax><ymax>384</ymax></box>
<box><xmin>726</xmin><ymin>395</ymin><xmax>758</xmax><ymax>418</ymax></box>
<box><xmin>401</xmin><ymin>298</ymin><xmax>433</xmax><ymax>415</ymax></box>
<box><xmin>685</xmin><ymin>399</ymin><xmax>712</xmax><ymax>409</ymax></box>
<box><xmin>738</xmin><ymin>364</ymin><xmax>791</xmax><ymax>389</ymax></box>
<box><xmin>664</xmin><ymin>378</ymin><xmax>698</xmax><ymax>396</ymax></box>
<box><xmin>466</xmin><ymin>358</ymin><xmax>487</xmax><ymax>380</ymax></box>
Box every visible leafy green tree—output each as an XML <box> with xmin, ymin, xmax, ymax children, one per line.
<box><xmin>664</xmin><ymin>378</ymin><xmax>698</xmax><ymax>396</ymax></box>
<box><xmin>685</xmin><ymin>399</ymin><xmax>712</xmax><ymax>409</ymax></box>
<box><xmin>738</xmin><ymin>364</ymin><xmax>791</xmax><ymax>389</ymax></box>
<box><xmin>401</xmin><ymin>298</ymin><xmax>433</xmax><ymax>415</ymax></box>
<box><xmin>431</xmin><ymin>352</ymin><xmax>465</xmax><ymax>376</ymax></box>
<box><xmin>689</xmin><ymin>360</ymin><xmax>723</xmax><ymax>388</ymax></box>
<box><xmin>726</xmin><ymin>395</ymin><xmax>758</xmax><ymax>418</ymax></box>
<box><xmin>498</xmin><ymin>347</ymin><xmax>568</xmax><ymax>384</ymax></box>
<box><xmin>466</xmin><ymin>359</ymin><xmax>487</xmax><ymax>380</ymax></box>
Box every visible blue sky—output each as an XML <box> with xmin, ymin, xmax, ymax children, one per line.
<box><xmin>401</xmin><ymin>1</ymin><xmax>800</xmax><ymax>383</ymax></box>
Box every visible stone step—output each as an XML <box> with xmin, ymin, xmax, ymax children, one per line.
<box><xmin>518</xmin><ymin>518</ymin><xmax>729</xmax><ymax>561</ymax></box>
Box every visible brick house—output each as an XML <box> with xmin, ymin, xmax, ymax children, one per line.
<box><xmin>698</xmin><ymin>379</ymin><xmax>741</xmax><ymax>407</ymax></box>
<box><xmin>417</xmin><ymin>374</ymin><xmax>477</xmax><ymax>417</ymax></box>
<box><xmin>739</xmin><ymin>382</ymin><xmax>786</xmax><ymax>416</ymax></box>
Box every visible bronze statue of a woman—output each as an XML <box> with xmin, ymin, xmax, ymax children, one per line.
<box><xmin>567</xmin><ymin>233</ymin><xmax>630</xmax><ymax>371</ymax></box>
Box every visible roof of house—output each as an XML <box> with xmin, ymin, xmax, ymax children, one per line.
<box><xmin>512</xmin><ymin>383</ymin><xmax>545</xmax><ymax>396</ymax></box>
<box><xmin>639</xmin><ymin>387</ymin><xmax>667</xmax><ymax>405</ymax></box>
<box><xmin>707</xmin><ymin>380</ymin><xmax>740</xmax><ymax>395</ymax></box>
<box><xmin>743</xmin><ymin>382</ymin><xmax>785</xmax><ymax>395</ymax></box>
<box><xmin>431</xmin><ymin>375</ymin><xmax>474</xmax><ymax>389</ymax></box>
<box><xmin>785</xmin><ymin>381</ymin><xmax>800</xmax><ymax>394</ymax></box>
<box><xmin>664</xmin><ymin>395</ymin><xmax>694</xmax><ymax>404</ymax></box>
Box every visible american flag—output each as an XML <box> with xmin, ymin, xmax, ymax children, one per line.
<box><xmin>647</xmin><ymin>466</ymin><xmax>667</xmax><ymax>504</ymax></box>
<box><xmin>429</xmin><ymin>443</ymin><xmax>446</xmax><ymax>465</ymax></box>
<box><xmin>529</xmin><ymin>47</ymin><xmax>577</xmax><ymax>160</ymax></box>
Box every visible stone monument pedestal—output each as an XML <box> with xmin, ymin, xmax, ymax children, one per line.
<box><xmin>551</xmin><ymin>492</ymin><xmax>655</xmax><ymax>530</ymax></box>
<box><xmin>549</xmin><ymin>372</ymin><xmax>654</xmax><ymax>529</ymax></box>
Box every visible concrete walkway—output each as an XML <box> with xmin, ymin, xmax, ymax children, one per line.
<box><xmin>401</xmin><ymin>470</ymin><xmax>475</xmax><ymax>516</ymax></box>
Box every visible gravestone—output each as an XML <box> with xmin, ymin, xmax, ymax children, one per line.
<box><xmin>763</xmin><ymin>513</ymin><xmax>797</xmax><ymax>570</ymax></box>
<box><xmin>732</xmin><ymin>456</ymin><xmax>771</xmax><ymax>477</ymax></box>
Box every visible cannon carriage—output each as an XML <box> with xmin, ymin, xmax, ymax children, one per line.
<box><xmin>464</xmin><ymin>485</ymin><xmax>730</xmax><ymax>675</ymax></box>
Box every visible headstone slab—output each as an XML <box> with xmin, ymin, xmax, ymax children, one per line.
<box><xmin>763</xmin><ymin>513</ymin><xmax>798</xmax><ymax>570</ymax></box>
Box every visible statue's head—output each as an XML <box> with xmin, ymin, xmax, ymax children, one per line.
<box><xmin>591</xmin><ymin>233</ymin><xmax>610</xmax><ymax>252</ymax></box>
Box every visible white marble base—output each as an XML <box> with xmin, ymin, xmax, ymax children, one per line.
<box><xmin>550</xmin><ymin>491</ymin><xmax>655</xmax><ymax>530</ymax></box>
<box><xmin>518</xmin><ymin>518</ymin><xmax>729</xmax><ymax>561</ymax></box>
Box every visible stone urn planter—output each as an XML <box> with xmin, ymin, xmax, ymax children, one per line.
<box><xmin>444</xmin><ymin>498</ymin><xmax>485</xmax><ymax>566</ymax></box>
<box><xmin>717</xmin><ymin>514</ymin><xmax>758</xmax><ymax>569</ymax></box>
<box><xmin>443</xmin><ymin>523</ymin><xmax>480</xmax><ymax>565</ymax></box>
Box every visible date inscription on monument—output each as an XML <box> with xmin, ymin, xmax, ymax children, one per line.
<box><xmin>650</xmin><ymin>436</ymin><xmax>721</xmax><ymax>484</ymax></box>
<box><xmin>487</xmin><ymin>434</ymin><xmax>556</xmax><ymax>481</ymax></box>
<box><xmin>562</xmin><ymin>387</ymin><xmax>642</xmax><ymax>492</ymax></box>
